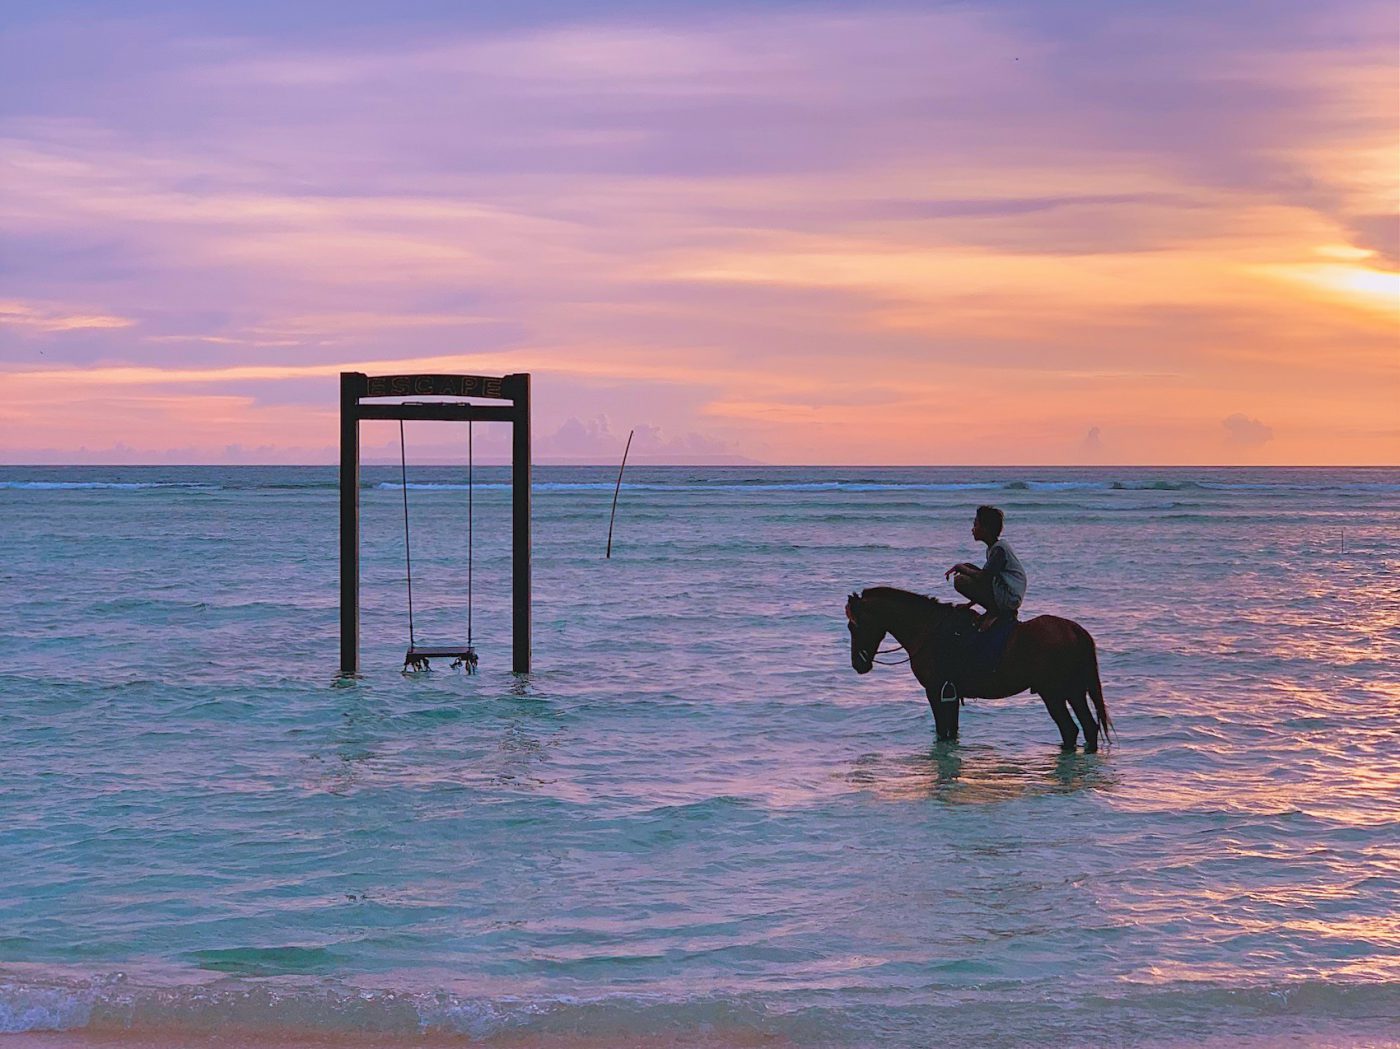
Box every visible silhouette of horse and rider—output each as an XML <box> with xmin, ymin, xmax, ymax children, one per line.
<box><xmin>845</xmin><ymin>505</ymin><xmax>1111</xmax><ymax>751</ymax></box>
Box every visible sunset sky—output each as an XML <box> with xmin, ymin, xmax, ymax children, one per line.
<box><xmin>2</xmin><ymin>0</ymin><xmax>1396</xmax><ymax>465</ymax></box>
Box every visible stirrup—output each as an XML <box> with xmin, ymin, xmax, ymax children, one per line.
<box><xmin>940</xmin><ymin>680</ymin><xmax>960</xmax><ymax>704</ymax></box>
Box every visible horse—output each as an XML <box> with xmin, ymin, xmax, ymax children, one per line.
<box><xmin>845</xmin><ymin>587</ymin><xmax>1112</xmax><ymax>752</ymax></box>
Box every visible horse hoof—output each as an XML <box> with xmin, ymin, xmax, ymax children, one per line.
<box><xmin>1084</xmin><ymin>742</ymin><xmax>1099</xmax><ymax>754</ymax></box>
<box><xmin>1060</xmin><ymin>743</ymin><xmax>1078</xmax><ymax>753</ymax></box>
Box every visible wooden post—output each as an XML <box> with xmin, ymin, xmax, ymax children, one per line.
<box><xmin>339</xmin><ymin>372</ymin><xmax>364</xmax><ymax>676</ymax></box>
<box><xmin>339</xmin><ymin>370</ymin><xmax>529</xmax><ymax>675</ymax></box>
<box><xmin>508</xmin><ymin>373</ymin><xmax>532</xmax><ymax>673</ymax></box>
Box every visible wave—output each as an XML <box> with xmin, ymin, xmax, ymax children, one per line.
<box><xmin>378</xmin><ymin>479</ymin><xmax>1400</xmax><ymax>495</ymax></box>
<box><xmin>5</xmin><ymin>475</ymin><xmax>1396</xmax><ymax>496</ymax></box>
<box><xmin>0</xmin><ymin>976</ymin><xmax>779</xmax><ymax>1040</ymax></box>
<box><xmin>1099</xmin><ymin>500</ymin><xmax>1190</xmax><ymax>511</ymax></box>
<box><xmin>1</xmin><ymin>970</ymin><xmax>1395</xmax><ymax>1045</ymax></box>
<box><xmin>0</xmin><ymin>481</ymin><xmax>220</xmax><ymax>491</ymax></box>
<box><xmin>374</xmin><ymin>480</ymin><xmax>1005</xmax><ymax>493</ymax></box>
<box><xmin>1198</xmin><ymin>481</ymin><xmax>1400</xmax><ymax>492</ymax></box>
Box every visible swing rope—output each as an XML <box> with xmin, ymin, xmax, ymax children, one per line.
<box><xmin>399</xmin><ymin>419</ymin><xmax>417</xmax><ymax>649</ymax></box>
<box><xmin>399</xmin><ymin>416</ymin><xmax>477</xmax><ymax>673</ymax></box>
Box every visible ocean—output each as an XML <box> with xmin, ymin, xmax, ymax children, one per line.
<box><xmin>1</xmin><ymin>465</ymin><xmax>1397</xmax><ymax>1048</ymax></box>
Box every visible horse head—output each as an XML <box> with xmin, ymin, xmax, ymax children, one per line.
<box><xmin>845</xmin><ymin>590</ymin><xmax>886</xmax><ymax>675</ymax></box>
<box><xmin>846</xmin><ymin>587</ymin><xmax>969</xmax><ymax>677</ymax></box>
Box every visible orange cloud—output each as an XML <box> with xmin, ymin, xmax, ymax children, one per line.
<box><xmin>0</xmin><ymin>300</ymin><xmax>134</xmax><ymax>332</ymax></box>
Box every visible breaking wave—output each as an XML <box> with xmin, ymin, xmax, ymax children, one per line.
<box><xmin>4</xmin><ymin>469</ymin><xmax>1395</xmax><ymax>497</ymax></box>
<box><xmin>0</xmin><ymin>481</ymin><xmax>220</xmax><ymax>491</ymax></box>
<box><xmin>2</xmin><ymin>970</ymin><xmax>1395</xmax><ymax>1046</ymax></box>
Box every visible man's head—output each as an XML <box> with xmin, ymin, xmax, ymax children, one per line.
<box><xmin>973</xmin><ymin>504</ymin><xmax>1004</xmax><ymax>544</ymax></box>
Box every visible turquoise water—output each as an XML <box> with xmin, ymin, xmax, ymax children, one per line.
<box><xmin>1</xmin><ymin>466</ymin><xmax>1397</xmax><ymax>1046</ymax></box>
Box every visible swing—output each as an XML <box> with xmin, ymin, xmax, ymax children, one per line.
<box><xmin>398</xmin><ymin>419</ymin><xmax>478</xmax><ymax>674</ymax></box>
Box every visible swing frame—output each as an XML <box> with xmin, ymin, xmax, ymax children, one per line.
<box><xmin>339</xmin><ymin>371</ymin><xmax>531</xmax><ymax>676</ymax></box>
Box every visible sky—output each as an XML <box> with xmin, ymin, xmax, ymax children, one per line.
<box><xmin>1</xmin><ymin>0</ymin><xmax>1396</xmax><ymax>465</ymax></box>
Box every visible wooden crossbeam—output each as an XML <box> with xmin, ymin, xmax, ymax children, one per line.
<box><xmin>358</xmin><ymin>403</ymin><xmax>517</xmax><ymax>422</ymax></box>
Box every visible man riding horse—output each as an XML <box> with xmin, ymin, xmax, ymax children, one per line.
<box><xmin>845</xmin><ymin>505</ymin><xmax>1110</xmax><ymax>750</ymax></box>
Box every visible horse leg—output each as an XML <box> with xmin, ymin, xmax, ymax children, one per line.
<box><xmin>1068</xmin><ymin>693</ymin><xmax>1101</xmax><ymax>754</ymax></box>
<box><xmin>1040</xmin><ymin>694</ymin><xmax>1078</xmax><ymax>751</ymax></box>
<box><xmin>926</xmin><ymin>686</ymin><xmax>960</xmax><ymax>742</ymax></box>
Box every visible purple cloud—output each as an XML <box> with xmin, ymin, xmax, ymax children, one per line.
<box><xmin>1222</xmin><ymin>413</ymin><xmax>1274</xmax><ymax>446</ymax></box>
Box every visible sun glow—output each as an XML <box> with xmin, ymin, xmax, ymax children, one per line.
<box><xmin>1257</xmin><ymin>264</ymin><xmax>1400</xmax><ymax>314</ymax></box>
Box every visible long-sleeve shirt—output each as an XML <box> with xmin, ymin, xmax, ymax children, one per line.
<box><xmin>984</xmin><ymin>539</ymin><xmax>1027</xmax><ymax>613</ymax></box>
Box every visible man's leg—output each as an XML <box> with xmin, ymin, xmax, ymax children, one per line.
<box><xmin>954</xmin><ymin>569</ymin><xmax>1002</xmax><ymax>630</ymax></box>
<box><xmin>946</xmin><ymin>572</ymin><xmax>991</xmax><ymax>692</ymax></box>
<box><xmin>952</xmin><ymin>568</ymin><xmax>997</xmax><ymax>611</ymax></box>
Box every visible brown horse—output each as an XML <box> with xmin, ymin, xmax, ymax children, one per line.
<box><xmin>845</xmin><ymin>587</ymin><xmax>1112</xmax><ymax>751</ymax></box>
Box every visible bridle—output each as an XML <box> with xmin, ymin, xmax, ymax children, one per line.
<box><xmin>846</xmin><ymin>598</ymin><xmax>935</xmax><ymax>666</ymax></box>
<box><xmin>872</xmin><ymin>630</ymin><xmax>935</xmax><ymax>665</ymax></box>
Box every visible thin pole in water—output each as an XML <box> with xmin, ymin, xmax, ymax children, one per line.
<box><xmin>606</xmin><ymin>429</ymin><xmax>635</xmax><ymax>559</ymax></box>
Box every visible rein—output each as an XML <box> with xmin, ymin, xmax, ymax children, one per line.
<box><xmin>873</xmin><ymin>627</ymin><xmax>934</xmax><ymax>665</ymax></box>
<box><xmin>872</xmin><ymin>645</ymin><xmax>909</xmax><ymax>665</ymax></box>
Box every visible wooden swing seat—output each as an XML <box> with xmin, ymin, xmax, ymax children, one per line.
<box><xmin>403</xmin><ymin>644</ymin><xmax>479</xmax><ymax>673</ymax></box>
<box><xmin>405</xmin><ymin>646</ymin><xmax>478</xmax><ymax>660</ymax></box>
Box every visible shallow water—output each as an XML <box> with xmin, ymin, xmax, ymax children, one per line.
<box><xmin>1</xmin><ymin>466</ymin><xmax>1397</xmax><ymax>1046</ymax></box>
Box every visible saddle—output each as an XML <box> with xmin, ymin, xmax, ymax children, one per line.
<box><xmin>967</xmin><ymin>612</ymin><xmax>1017</xmax><ymax>671</ymax></box>
<box><xmin>944</xmin><ymin>608</ymin><xmax>1017</xmax><ymax>696</ymax></box>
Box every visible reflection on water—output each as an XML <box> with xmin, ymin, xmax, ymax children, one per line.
<box><xmin>488</xmin><ymin>719</ymin><xmax>557</xmax><ymax>788</ymax></box>
<box><xmin>298</xmin><ymin>696</ymin><xmax>383</xmax><ymax>797</ymax></box>
<box><xmin>846</xmin><ymin>743</ymin><xmax>1118</xmax><ymax>804</ymax></box>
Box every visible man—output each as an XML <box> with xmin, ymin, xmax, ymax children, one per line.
<box><xmin>944</xmin><ymin>505</ymin><xmax>1026</xmax><ymax>629</ymax></box>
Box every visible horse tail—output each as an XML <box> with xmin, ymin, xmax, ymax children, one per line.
<box><xmin>1082</xmin><ymin>628</ymin><xmax>1112</xmax><ymax>742</ymax></box>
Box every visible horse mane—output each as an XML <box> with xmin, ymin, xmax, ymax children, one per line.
<box><xmin>856</xmin><ymin>587</ymin><xmax>977</xmax><ymax>637</ymax></box>
<box><xmin>860</xmin><ymin>586</ymin><xmax>951</xmax><ymax>614</ymax></box>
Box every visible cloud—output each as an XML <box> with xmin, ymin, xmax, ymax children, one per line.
<box><xmin>1222</xmin><ymin>413</ymin><xmax>1274</xmax><ymax>446</ymax></box>
<box><xmin>535</xmin><ymin>416</ymin><xmax>755</xmax><ymax>464</ymax></box>
<box><xmin>1346</xmin><ymin>213</ymin><xmax>1400</xmax><ymax>267</ymax></box>
<box><xmin>1082</xmin><ymin>426</ymin><xmax>1103</xmax><ymax>453</ymax></box>
<box><xmin>1</xmin><ymin>2</ymin><xmax>1397</xmax><ymax>464</ymax></box>
<box><xmin>0</xmin><ymin>300</ymin><xmax>134</xmax><ymax>332</ymax></box>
